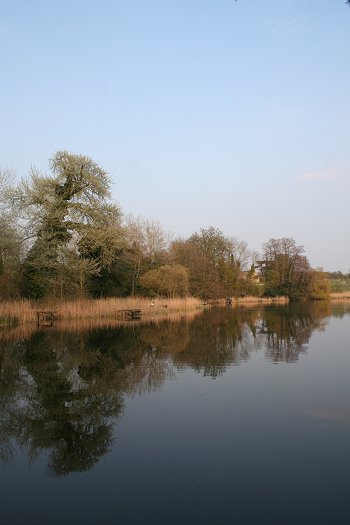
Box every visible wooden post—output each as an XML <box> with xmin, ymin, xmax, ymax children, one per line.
<box><xmin>37</xmin><ymin>311</ymin><xmax>55</xmax><ymax>326</ymax></box>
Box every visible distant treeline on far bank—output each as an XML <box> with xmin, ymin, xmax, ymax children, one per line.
<box><xmin>0</xmin><ymin>151</ymin><xmax>341</xmax><ymax>303</ymax></box>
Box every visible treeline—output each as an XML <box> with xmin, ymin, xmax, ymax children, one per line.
<box><xmin>326</xmin><ymin>270</ymin><xmax>350</xmax><ymax>293</ymax></box>
<box><xmin>0</xmin><ymin>151</ymin><xmax>329</xmax><ymax>302</ymax></box>
<box><xmin>326</xmin><ymin>271</ymin><xmax>350</xmax><ymax>280</ymax></box>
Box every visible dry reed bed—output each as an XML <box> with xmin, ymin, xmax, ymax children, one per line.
<box><xmin>0</xmin><ymin>308</ymin><xmax>202</xmax><ymax>342</ymax></box>
<box><xmin>53</xmin><ymin>308</ymin><xmax>201</xmax><ymax>331</ymax></box>
<box><xmin>0</xmin><ymin>296</ymin><xmax>203</xmax><ymax>325</ymax></box>
<box><xmin>235</xmin><ymin>296</ymin><xmax>288</xmax><ymax>304</ymax></box>
<box><xmin>0</xmin><ymin>299</ymin><xmax>35</xmax><ymax>324</ymax></box>
<box><xmin>212</xmin><ymin>296</ymin><xmax>289</xmax><ymax>307</ymax></box>
<box><xmin>330</xmin><ymin>291</ymin><xmax>350</xmax><ymax>302</ymax></box>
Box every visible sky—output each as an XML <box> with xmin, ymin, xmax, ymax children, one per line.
<box><xmin>1</xmin><ymin>0</ymin><xmax>349</xmax><ymax>271</ymax></box>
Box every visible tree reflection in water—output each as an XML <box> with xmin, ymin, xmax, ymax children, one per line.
<box><xmin>0</xmin><ymin>301</ymin><xmax>346</xmax><ymax>475</ymax></box>
<box><xmin>260</xmin><ymin>302</ymin><xmax>332</xmax><ymax>363</ymax></box>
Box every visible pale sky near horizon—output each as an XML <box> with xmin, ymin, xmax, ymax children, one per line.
<box><xmin>1</xmin><ymin>0</ymin><xmax>349</xmax><ymax>271</ymax></box>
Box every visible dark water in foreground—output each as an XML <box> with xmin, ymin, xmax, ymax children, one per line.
<box><xmin>1</xmin><ymin>302</ymin><xmax>350</xmax><ymax>524</ymax></box>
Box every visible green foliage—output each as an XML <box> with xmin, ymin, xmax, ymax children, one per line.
<box><xmin>329</xmin><ymin>278</ymin><xmax>350</xmax><ymax>293</ymax></box>
<box><xmin>327</xmin><ymin>270</ymin><xmax>350</xmax><ymax>279</ymax></box>
<box><xmin>0</xmin><ymin>169</ymin><xmax>23</xmax><ymax>298</ymax></box>
<box><xmin>0</xmin><ymin>153</ymin><xmax>336</xmax><ymax>303</ymax></box>
<box><xmin>89</xmin><ymin>259</ymin><xmax>135</xmax><ymax>297</ymax></box>
<box><xmin>22</xmin><ymin>244</ymin><xmax>53</xmax><ymax>298</ymax></box>
<box><xmin>307</xmin><ymin>270</ymin><xmax>331</xmax><ymax>300</ymax></box>
<box><xmin>262</xmin><ymin>238</ymin><xmax>330</xmax><ymax>302</ymax></box>
<box><xmin>18</xmin><ymin>151</ymin><xmax>124</xmax><ymax>298</ymax></box>
<box><xmin>122</xmin><ymin>215</ymin><xmax>170</xmax><ymax>295</ymax></box>
<box><xmin>140</xmin><ymin>264</ymin><xmax>189</xmax><ymax>298</ymax></box>
<box><xmin>0</xmin><ymin>223</ymin><xmax>22</xmax><ymax>299</ymax></box>
<box><xmin>171</xmin><ymin>227</ymin><xmax>251</xmax><ymax>299</ymax></box>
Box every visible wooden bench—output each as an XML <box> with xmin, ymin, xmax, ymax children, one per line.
<box><xmin>37</xmin><ymin>311</ymin><xmax>55</xmax><ymax>326</ymax></box>
<box><xmin>116</xmin><ymin>309</ymin><xmax>142</xmax><ymax>320</ymax></box>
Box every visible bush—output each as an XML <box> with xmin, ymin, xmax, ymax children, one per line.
<box><xmin>140</xmin><ymin>264</ymin><xmax>189</xmax><ymax>298</ymax></box>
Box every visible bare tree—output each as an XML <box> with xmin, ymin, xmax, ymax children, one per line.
<box><xmin>262</xmin><ymin>237</ymin><xmax>312</xmax><ymax>300</ymax></box>
<box><xmin>123</xmin><ymin>215</ymin><xmax>171</xmax><ymax>295</ymax></box>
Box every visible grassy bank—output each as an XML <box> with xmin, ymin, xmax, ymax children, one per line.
<box><xmin>329</xmin><ymin>278</ymin><xmax>350</xmax><ymax>293</ymax></box>
<box><xmin>0</xmin><ymin>295</ymin><xmax>297</xmax><ymax>328</ymax></box>
<box><xmin>212</xmin><ymin>296</ymin><xmax>289</xmax><ymax>306</ymax></box>
<box><xmin>0</xmin><ymin>295</ymin><xmax>292</xmax><ymax>327</ymax></box>
<box><xmin>329</xmin><ymin>291</ymin><xmax>350</xmax><ymax>302</ymax></box>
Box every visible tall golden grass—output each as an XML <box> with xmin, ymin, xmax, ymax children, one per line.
<box><xmin>330</xmin><ymin>291</ymin><xmax>350</xmax><ymax>302</ymax></box>
<box><xmin>0</xmin><ymin>308</ymin><xmax>203</xmax><ymax>342</ymax></box>
<box><xmin>0</xmin><ymin>299</ymin><xmax>35</xmax><ymax>324</ymax></box>
<box><xmin>213</xmin><ymin>296</ymin><xmax>289</xmax><ymax>306</ymax></box>
<box><xmin>0</xmin><ymin>295</ymin><xmax>291</xmax><ymax>329</ymax></box>
<box><xmin>0</xmin><ymin>296</ymin><xmax>203</xmax><ymax>325</ymax></box>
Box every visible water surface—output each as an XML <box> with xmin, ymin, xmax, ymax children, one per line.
<box><xmin>1</xmin><ymin>302</ymin><xmax>350</xmax><ymax>524</ymax></box>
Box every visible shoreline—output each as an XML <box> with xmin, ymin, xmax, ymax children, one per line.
<box><xmin>0</xmin><ymin>295</ymin><xmax>288</xmax><ymax>327</ymax></box>
<box><xmin>1</xmin><ymin>293</ymin><xmax>348</xmax><ymax>328</ymax></box>
<box><xmin>329</xmin><ymin>293</ymin><xmax>350</xmax><ymax>303</ymax></box>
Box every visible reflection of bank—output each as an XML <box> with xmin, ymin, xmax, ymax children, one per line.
<box><xmin>140</xmin><ymin>307</ymin><xmax>261</xmax><ymax>377</ymax></box>
<box><xmin>262</xmin><ymin>303</ymin><xmax>330</xmax><ymax>363</ymax></box>
<box><xmin>22</xmin><ymin>330</ymin><xmax>127</xmax><ymax>476</ymax></box>
<box><xmin>0</xmin><ymin>320</ymin><xmax>182</xmax><ymax>475</ymax></box>
<box><xmin>0</xmin><ymin>302</ymin><xmax>335</xmax><ymax>475</ymax></box>
<box><xmin>138</xmin><ymin>304</ymin><xmax>332</xmax><ymax>371</ymax></box>
<box><xmin>331</xmin><ymin>301</ymin><xmax>350</xmax><ymax>318</ymax></box>
<box><xmin>0</xmin><ymin>330</ymin><xmax>126</xmax><ymax>475</ymax></box>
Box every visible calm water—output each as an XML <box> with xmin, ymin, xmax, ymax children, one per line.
<box><xmin>1</xmin><ymin>303</ymin><xmax>350</xmax><ymax>525</ymax></box>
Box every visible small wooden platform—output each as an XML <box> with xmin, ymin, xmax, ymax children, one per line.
<box><xmin>37</xmin><ymin>311</ymin><xmax>55</xmax><ymax>326</ymax></box>
<box><xmin>116</xmin><ymin>309</ymin><xmax>142</xmax><ymax>320</ymax></box>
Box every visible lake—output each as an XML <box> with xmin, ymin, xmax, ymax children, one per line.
<box><xmin>1</xmin><ymin>302</ymin><xmax>350</xmax><ymax>525</ymax></box>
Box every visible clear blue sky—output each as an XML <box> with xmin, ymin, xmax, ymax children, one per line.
<box><xmin>1</xmin><ymin>0</ymin><xmax>349</xmax><ymax>271</ymax></box>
